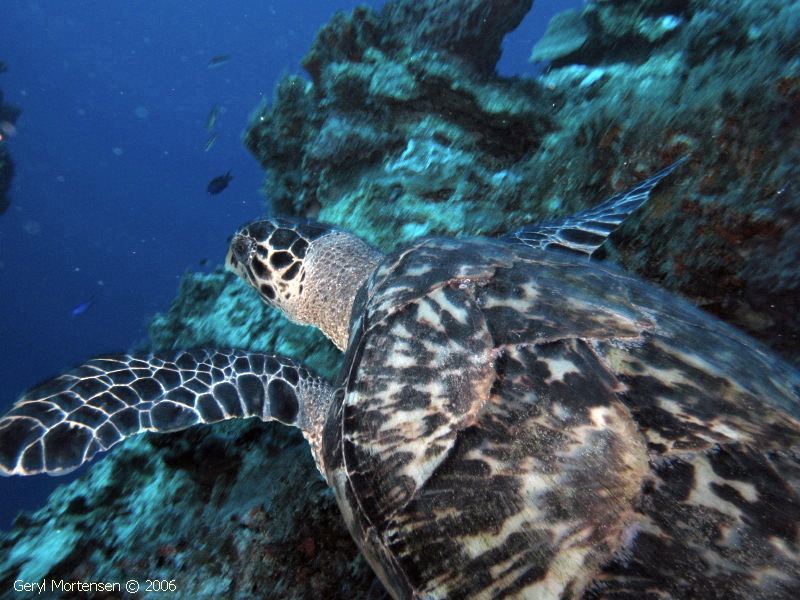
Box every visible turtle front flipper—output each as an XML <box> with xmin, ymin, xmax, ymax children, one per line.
<box><xmin>0</xmin><ymin>350</ymin><xmax>333</xmax><ymax>476</ymax></box>
<box><xmin>504</xmin><ymin>157</ymin><xmax>686</xmax><ymax>256</ymax></box>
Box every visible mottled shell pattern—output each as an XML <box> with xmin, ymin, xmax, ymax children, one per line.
<box><xmin>2</xmin><ymin>159</ymin><xmax>799</xmax><ymax>600</ymax></box>
<box><xmin>322</xmin><ymin>233</ymin><xmax>800</xmax><ymax>600</ymax></box>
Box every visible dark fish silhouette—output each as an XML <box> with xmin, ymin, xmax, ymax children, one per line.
<box><xmin>207</xmin><ymin>54</ymin><xmax>231</xmax><ymax>68</ymax></box>
<box><xmin>207</xmin><ymin>171</ymin><xmax>233</xmax><ymax>195</ymax></box>
<box><xmin>70</xmin><ymin>296</ymin><xmax>95</xmax><ymax>317</ymax></box>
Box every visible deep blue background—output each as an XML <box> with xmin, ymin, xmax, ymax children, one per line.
<box><xmin>0</xmin><ymin>0</ymin><xmax>578</xmax><ymax>528</ymax></box>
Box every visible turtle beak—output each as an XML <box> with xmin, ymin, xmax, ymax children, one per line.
<box><xmin>226</xmin><ymin>231</ymin><xmax>256</xmax><ymax>279</ymax></box>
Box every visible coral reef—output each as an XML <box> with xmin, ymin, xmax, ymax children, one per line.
<box><xmin>300</xmin><ymin>0</ymin><xmax>532</xmax><ymax>83</ymax></box>
<box><xmin>0</xmin><ymin>421</ymin><xmax>374</xmax><ymax>599</ymax></box>
<box><xmin>529</xmin><ymin>0</ymin><xmax>800</xmax><ymax>364</ymax></box>
<box><xmin>247</xmin><ymin>0</ymin><xmax>800</xmax><ymax>363</ymax></box>
<box><xmin>2</xmin><ymin>0</ymin><xmax>799</xmax><ymax>597</ymax></box>
<box><xmin>246</xmin><ymin>0</ymin><xmax>553</xmax><ymax>245</ymax></box>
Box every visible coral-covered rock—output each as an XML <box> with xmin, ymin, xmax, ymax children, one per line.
<box><xmin>301</xmin><ymin>0</ymin><xmax>532</xmax><ymax>84</ymax></box>
<box><xmin>376</xmin><ymin>0</ymin><xmax>532</xmax><ymax>74</ymax></box>
<box><xmin>530</xmin><ymin>9</ymin><xmax>590</xmax><ymax>63</ymax></box>
<box><xmin>247</xmin><ymin>0</ymin><xmax>800</xmax><ymax>365</ymax></box>
<box><xmin>529</xmin><ymin>0</ymin><xmax>800</xmax><ymax>365</ymax></box>
<box><xmin>246</xmin><ymin>0</ymin><xmax>553</xmax><ymax>240</ymax></box>
<box><xmin>0</xmin><ymin>421</ymin><xmax>374</xmax><ymax>599</ymax></box>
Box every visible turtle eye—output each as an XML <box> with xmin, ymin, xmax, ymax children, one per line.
<box><xmin>231</xmin><ymin>236</ymin><xmax>255</xmax><ymax>264</ymax></box>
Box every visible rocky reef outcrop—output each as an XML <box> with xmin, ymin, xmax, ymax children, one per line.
<box><xmin>1</xmin><ymin>0</ymin><xmax>799</xmax><ymax>598</ymax></box>
<box><xmin>245</xmin><ymin>0</ymin><xmax>800</xmax><ymax>365</ymax></box>
<box><xmin>528</xmin><ymin>0</ymin><xmax>800</xmax><ymax>362</ymax></box>
<box><xmin>245</xmin><ymin>0</ymin><xmax>551</xmax><ymax>251</ymax></box>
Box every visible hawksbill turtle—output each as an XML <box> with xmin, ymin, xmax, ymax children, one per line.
<box><xmin>1</xmin><ymin>158</ymin><xmax>799</xmax><ymax>600</ymax></box>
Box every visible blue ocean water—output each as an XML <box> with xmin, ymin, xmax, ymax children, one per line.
<box><xmin>0</xmin><ymin>0</ymin><xmax>579</xmax><ymax>529</ymax></box>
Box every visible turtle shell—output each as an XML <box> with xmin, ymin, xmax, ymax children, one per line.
<box><xmin>321</xmin><ymin>236</ymin><xmax>800</xmax><ymax>600</ymax></box>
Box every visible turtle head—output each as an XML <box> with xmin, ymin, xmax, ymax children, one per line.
<box><xmin>227</xmin><ymin>217</ymin><xmax>383</xmax><ymax>351</ymax></box>
<box><xmin>227</xmin><ymin>217</ymin><xmax>332</xmax><ymax>309</ymax></box>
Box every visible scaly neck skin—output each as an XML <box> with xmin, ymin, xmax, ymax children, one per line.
<box><xmin>290</xmin><ymin>230</ymin><xmax>384</xmax><ymax>351</ymax></box>
<box><xmin>294</xmin><ymin>373</ymin><xmax>337</xmax><ymax>475</ymax></box>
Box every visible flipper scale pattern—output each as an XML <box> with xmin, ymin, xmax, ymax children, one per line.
<box><xmin>0</xmin><ymin>350</ymin><xmax>324</xmax><ymax>475</ymax></box>
<box><xmin>504</xmin><ymin>158</ymin><xmax>686</xmax><ymax>255</ymax></box>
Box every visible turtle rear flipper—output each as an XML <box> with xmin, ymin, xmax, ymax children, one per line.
<box><xmin>504</xmin><ymin>157</ymin><xmax>686</xmax><ymax>256</ymax></box>
<box><xmin>0</xmin><ymin>350</ymin><xmax>332</xmax><ymax>476</ymax></box>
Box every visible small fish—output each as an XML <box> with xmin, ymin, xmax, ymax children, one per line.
<box><xmin>70</xmin><ymin>296</ymin><xmax>95</xmax><ymax>317</ymax></box>
<box><xmin>206</xmin><ymin>104</ymin><xmax>219</xmax><ymax>131</ymax></box>
<box><xmin>207</xmin><ymin>54</ymin><xmax>231</xmax><ymax>68</ymax></box>
<box><xmin>207</xmin><ymin>170</ymin><xmax>233</xmax><ymax>195</ymax></box>
<box><xmin>203</xmin><ymin>133</ymin><xmax>217</xmax><ymax>152</ymax></box>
